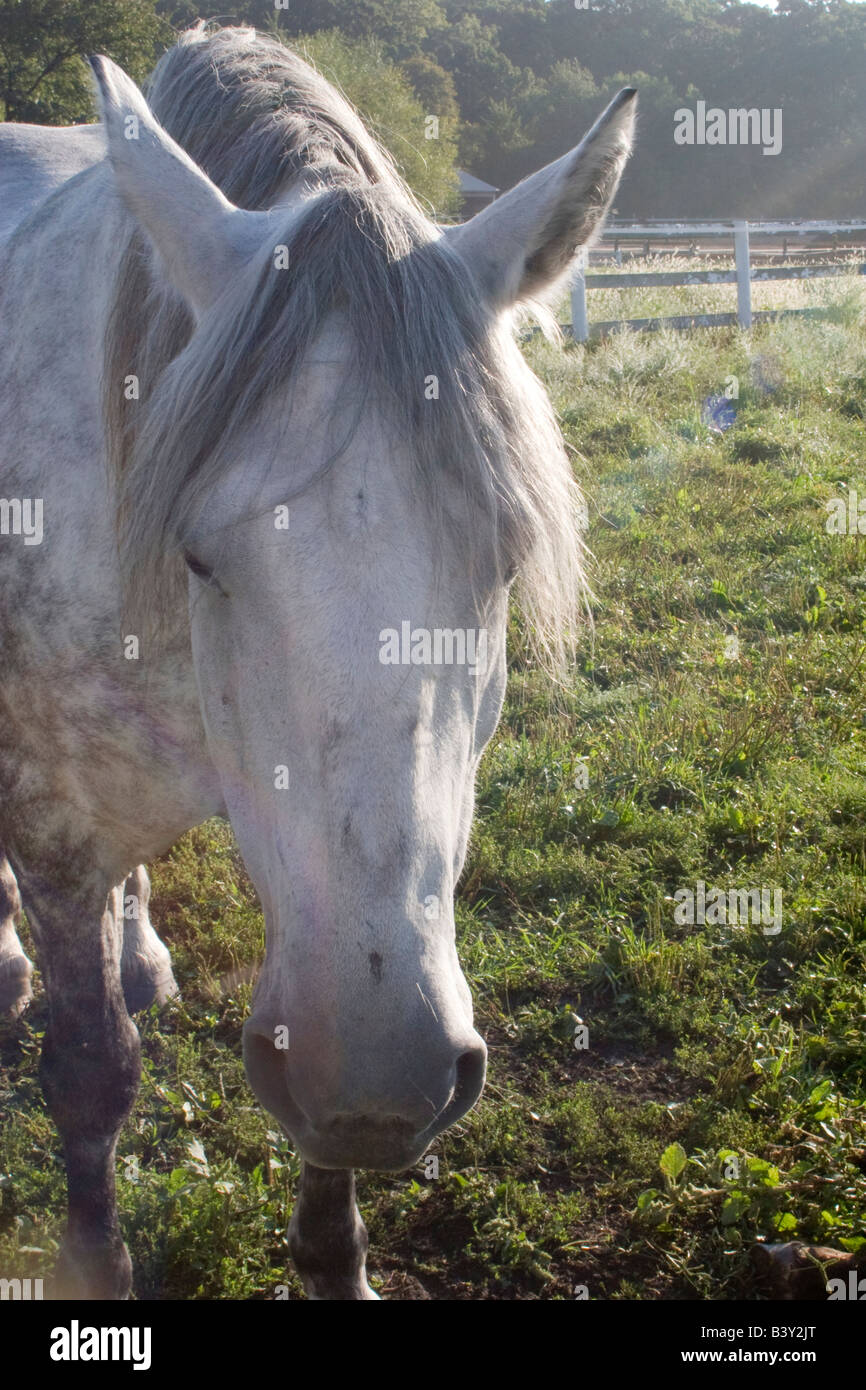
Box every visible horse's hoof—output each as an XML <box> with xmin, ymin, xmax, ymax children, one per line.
<box><xmin>121</xmin><ymin>953</ymin><xmax>179</xmax><ymax>1014</ymax></box>
<box><xmin>302</xmin><ymin>1275</ymin><xmax>382</xmax><ymax>1300</ymax></box>
<box><xmin>52</xmin><ymin>1236</ymin><xmax>133</xmax><ymax>1301</ymax></box>
<box><xmin>0</xmin><ymin>952</ymin><xmax>33</xmax><ymax>1018</ymax></box>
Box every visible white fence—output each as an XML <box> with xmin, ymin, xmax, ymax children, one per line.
<box><xmin>570</xmin><ymin>220</ymin><xmax>866</xmax><ymax>340</ymax></box>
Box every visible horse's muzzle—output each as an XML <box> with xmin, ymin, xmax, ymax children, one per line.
<box><xmin>242</xmin><ymin>1026</ymin><xmax>487</xmax><ymax>1171</ymax></box>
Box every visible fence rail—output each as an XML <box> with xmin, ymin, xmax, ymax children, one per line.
<box><xmin>570</xmin><ymin>219</ymin><xmax>866</xmax><ymax>340</ymax></box>
<box><xmin>601</xmin><ymin>218</ymin><xmax>866</xmax><ymax>238</ymax></box>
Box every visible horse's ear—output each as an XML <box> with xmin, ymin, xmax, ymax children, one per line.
<box><xmin>448</xmin><ymin>88</ymin><xmax>636</xmax><ymax>311</ymax></box>
<box><xmin>89</xmin><ymin>55</ymin><xmax>264</xmax><ymax>315</ymax></box>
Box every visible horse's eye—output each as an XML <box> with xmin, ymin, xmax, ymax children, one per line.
<box><xmin>182</xmin><ymin>549</ymin><xmax>215</xmax><ymax>584</ymax></box>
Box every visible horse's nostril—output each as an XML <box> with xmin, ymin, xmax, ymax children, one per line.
<box><xmin>452</xmin><ymin>1043</ymin><xmax>487</xmax><ymax>1109</ymax></box>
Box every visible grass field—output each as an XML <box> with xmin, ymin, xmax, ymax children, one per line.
<box><xmin>2</xmin><ymin>266</ymin><xmax>865</xmax><ymax>1300</ymax></box>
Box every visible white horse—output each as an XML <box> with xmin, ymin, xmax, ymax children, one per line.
<box><xmin>0</xmin><ymin>25</ymin><xmax>634</xmax><ymax>1299</ymax></box>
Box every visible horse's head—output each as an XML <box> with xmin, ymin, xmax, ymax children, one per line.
<box><xmin>93</xmin><ymin>56</ymin><xmax>634</xmax><ymax>1171</ymax></box>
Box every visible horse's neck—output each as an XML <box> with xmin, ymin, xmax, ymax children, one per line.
<box><xmin>0</xmin><ymin>163</ymin><xmax>122</xmax><ymax>482</ymax></box>
<box><xmin>0</xmin><ymin>161</ymin><xmax>223</xmax><ymax>856</ymax></box>
<box><xmin>0</xmin><ymin>162</ymin><xmax>154</xmax><ymax>631</ymax></box>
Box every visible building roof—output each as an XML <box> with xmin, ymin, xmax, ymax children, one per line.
<box><xmin>458</xmin><ymin>169</ymin><xmax>500</xmax><ymax>195</ymax></box>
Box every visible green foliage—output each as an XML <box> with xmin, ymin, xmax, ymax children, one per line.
<box><xmin>5</xmin><ymin>1</ymin><xmax>865</xmax><ymax>216</ymax></box>
<box><xmin>400</xmin><ymin>53</ymin><xmax>459</xmax><ymax>127</ymax></box>
<box><xmin>0</xmin><ymin>0</ymin><xmax>170</xmax><ymax>122</ymax></box>
<box><xmin>298</xmin><ymin>29</ymin><xmax>460</xmax><ymax>215</ymax></box>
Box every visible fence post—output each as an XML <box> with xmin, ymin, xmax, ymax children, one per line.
<box><xmin>571</xmin><ymin>249</ymin><xmax>589</xmax><ymax>342</ymax></box>
<box><xmin>734</xmin><ymin>220</ymin><xmax>752</xmax><ymax>329</ymax></box>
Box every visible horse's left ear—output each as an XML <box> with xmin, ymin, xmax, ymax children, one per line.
<box><xmin>89</xmin><ymin>55</ymin><xmax>267</xmax><ymax>316</ymax></box>
<box><xmin>448</xmin><ymin>88</ymin><xmax>636</xmax><ymax>311</ymax></box>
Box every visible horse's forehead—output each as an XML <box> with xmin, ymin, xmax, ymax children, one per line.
<box><xmin>302</xmin><ymin>309</ymin><xmax>353</xmax><ymax>365</ymax></box>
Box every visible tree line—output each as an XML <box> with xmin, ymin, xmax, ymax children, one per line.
<box><xmin>1</xmin><ymin>0</ymin><xmax>862</xmax><ymax>217</ymax></box>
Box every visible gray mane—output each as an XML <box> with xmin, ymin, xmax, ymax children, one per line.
<box><xmin>106</xmin><ymin>24</ymin><xmax>586</xmax><ymax>666</ymax></box>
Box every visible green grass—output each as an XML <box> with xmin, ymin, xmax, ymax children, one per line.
<box><xmin>2</xmin><ymin>280</ymin><xmax>866</xmax><ymax>1300</ymax></box>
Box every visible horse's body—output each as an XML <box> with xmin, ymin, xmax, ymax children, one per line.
<box><xmin>0</xmin><ymin>26</ymin><xmax>634</xmax><ymax>1298</ymax></box>
<box><xmin>0</xmin><ymin>120</ymin><xmax>105</xmax><ymax>241</ymax></box>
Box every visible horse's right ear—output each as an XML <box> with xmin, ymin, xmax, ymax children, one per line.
<box><xmin>89</xmin><ymin>55</ymin><xmax>266</xmax><ymax>316</ymax></box>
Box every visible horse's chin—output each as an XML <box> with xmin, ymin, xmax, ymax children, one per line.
<box><xmin>290</xmin><ymin>1078</ymin><xmax>484</xmax><ymax>1172</ymax></box>
<box><xmin>279</xmin><ymin>1114</ymin><xmax>428</xmax><ymax>1173</ymax></box>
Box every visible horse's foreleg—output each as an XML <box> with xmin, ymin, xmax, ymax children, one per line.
<box><xmin>119</xmin><ymin>864</ymin><xmax>178</xmax><ymax>1014</ymax></box>
<box><xmin>30</xmin><ymin>877</ymin><xmax>141</xmax><ymax>1299</ymax></box>
<box><xmin>288</xmin><ymin>1164</ymin><xmax>380</xmax><ymax>1300</ymax></box>
<box><xmin>0</xmin><ymin>853</ymin><xmax>32</xmax><ymax>1017</ymax></box>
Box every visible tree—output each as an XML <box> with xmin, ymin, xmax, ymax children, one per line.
<box><xmin>400</xmin><ymin>53</ymin><xmax>459</xmax><ymax>129</ymax></box>
<box><xmin>515</xmin><ymin>59</ymin><xmax>600</xmax><ymax>182</ymax></box>
<box><xmin>6</xmin><ymin>0</ymin><xmax>866</xmax><ymax>217</ymax></box>
<box><xmin>299</xmin><ymin>30</ymin><xmax>460</xmax><ymax>216</ymax></box>
<box><xmin>0</xmin><ymin>0</ymin><xmax>169</xmax><ymax>122</ymax></box>
<box><xmin>267</xmin><ymin>0</ymin><xmax>447</xmax><ymax>58</ymax></box>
